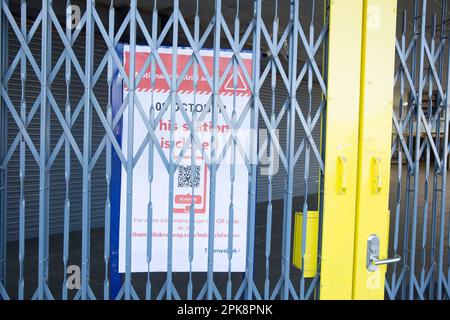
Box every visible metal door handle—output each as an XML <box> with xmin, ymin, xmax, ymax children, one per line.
<box><xmin>367</xmin><ymin>234</ymin><xmax>401</xmax><ymax>271</ymax></box>
<box><xmin>371</xmin><ymin>256</ymin><xmax>401</xmax><ymax>266</ymax></box>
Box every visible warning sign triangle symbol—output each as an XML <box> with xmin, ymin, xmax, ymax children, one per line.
<box><xmin>224</xmin><ymin>70</ymin><xmax>248</xmax><ymax>91</ymax></box>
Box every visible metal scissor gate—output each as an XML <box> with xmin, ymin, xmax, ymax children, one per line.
<box><xmin>0</xmin><ymin>0</ymin><xmax>448</xmax><ymax>300</ymax></box>
<box><xmin>385</xmin><ymin>0</ymin><xmax>450</xmax><ymax>300</ymax></box>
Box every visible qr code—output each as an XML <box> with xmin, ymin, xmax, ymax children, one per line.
<box><xmin>177</xmin><ymin>165</ymin><xmax>201</xmax><ymax>188</ymax></box>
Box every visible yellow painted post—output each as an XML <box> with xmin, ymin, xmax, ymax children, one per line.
<box><xmin>352</xmin><ymin>0</ymin><xmax>397</xmax><ymax>299</ymax></box>
<box><xmin>319</xmin><ymin>1</ymin><xmax>364</xmax><ymax>299</ymax></box>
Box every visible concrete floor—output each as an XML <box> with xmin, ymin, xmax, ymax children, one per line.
<box><xmin>2</xmin><ymin>163</ymin><xmax>449</xmax><ymax>299</ymax></box>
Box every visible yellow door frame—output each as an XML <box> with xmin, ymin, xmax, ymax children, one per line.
<box><xmin>352</xmin><ymin>0</ymin><xmax>398</xmax><ymax>299</ymax></box>
<box><xmin>319</xmin><ymin>0</ymin><xmax>397</xmax><ymax>299</ymax></box>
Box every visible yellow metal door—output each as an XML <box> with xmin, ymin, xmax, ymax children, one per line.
<box><xmin>352</xmin><ymin>0</ymin><xmax>398</xmax><ymax>299</ymax></box>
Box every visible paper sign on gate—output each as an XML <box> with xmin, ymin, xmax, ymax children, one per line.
<box><xmin>117</xmin><ymin>46</ymin><xmax>253</xmax><ymax>272</ymax></box>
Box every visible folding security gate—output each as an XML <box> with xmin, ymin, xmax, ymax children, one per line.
<box><xmin>384</xmin><ymin>0</ymin><xmax>450</xmax><ymax>300</ymax></box>
<box><xmin>0</xmin><ymin>0</ymin><xmax>449</xmax><ymax>301</ymax></box>
<box><xmin>0</xmin><ymin>0</ymin><xmax>337</xmax><ymax>300</ymax></box>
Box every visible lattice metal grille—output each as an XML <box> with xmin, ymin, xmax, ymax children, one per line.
<box><xmin>387</xmin><ymin>0</ymin><xmax>450</xmax><ymax>300</ymax></box>
<box><xmin>0</xmin><ymin>0</ymin><xmax>329</xmax><ymax>300</ymax></box>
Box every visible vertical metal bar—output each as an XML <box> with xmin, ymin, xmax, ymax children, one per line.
<box><xmin>45</xmin><ymin>7</ymin><xmax>53</xmax><ymax>296</ymax></box>
<box><xmin>391</xmin><ymin>10</ymin><xmax>407</xmax><ymax>298</ymax></box>
<box><xmin>280</xmin><ymin>9</ymin><xmax>293</xmax><ymax>300</ymax></box>
<box><xmin>166</xmin><ymin>0</ymin><xmax>178</xmax><ymax>301</ymax></box>
<box><xmin>206</xmin><ymin>0</ymin><xmax>221</xmax><ymax>300</ymax></box>
<box><xmin>18</xmin><ymin>0</ymin><xmax>26</xmax><ymax>300</ymax></box>
<box><xmin>62</xmin><ymin>0</ymin><xmax>72</xmax><ymax>301</ymax></box>
<box><xmin>44</xmin><ymin>2</ymin><xmax>52</xmax><ymax>296</ymax></box>
<box><xmin>37</xmin><ymin>0</ymin><xmax>51</xmax><ymax>300</ymax></box>
<box><xmin>0</xmin><ymin>0</ymin><xmax>8</xmax><ymax>299</ymax></box>
<box><xmin>437</xmin><ymin>2</ymin><xmax>450</xmax><ymax>301</ymax></box>
<box><xmin>226</xmin><ymin>0</ymin><xmax>239</xmax><ymax>300</ymax></box>
<box><xmin>146</xmin><ymin>0</ymin><xmax>157</xmax><ymax>301</ymax></box>
<box><xmin>264</xmin><ymin>0</ymin><xmax>278</xmax><ymax>300</ymax></box>
<box><xmin>281</xmin><ymin>0</ymin><xmax>298</xmax><ymax>300</ymax></box>
<box><xmin>401</xmin><ymin>0</ymin><xmax>419</xmax><ymax>300</ymax></box>
<box><xmin>430</xmin><ymin>0</ymin><xmax>447</xmax><ymax>300</ymax></box>
<box><xmin>125</xmin><ymin>0</ymin><xmax>137</xmax><ymax>300</ymax></box>
<box><xmin>81</xmin><ymin>0</ymin><xmax>94</xmax><ymax>300</ymax></box>
<box><xmin>409</xmin><ymin>0</ymin><xmax>427</xmax><ymax>300</ymax></box>
<box><xmin>187</xmin><ymin>0</ymin><xmax>198</xmax><ymax>301</ymax></box>
<box><xmin>104</xmin><ymin>0</ymin><xmax>115</xmax><ymax>301</ymax></box>
<box><xmin>420</xmin><ymin>13</ymin><xmax>436</xmax><ymax>293</ymax></box>
<box><xmin>315</xmin><ymin>0</ymin><xmax>329</xmax><ymax>300</ymax></box>
<box><xmin>299</xmin><ymin>0</ymin><xmax>315</xmax><ymax>299</ymax></box>
<box><xmin>245</xmin><ymin>0</ymin><xmax>261</xmax><ymax>300</ymax></box>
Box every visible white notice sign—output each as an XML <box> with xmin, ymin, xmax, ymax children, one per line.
<box><xmin>118</xmin><ymin>45</ymin><xmax>253</xmax><ymax>272</ymax></box>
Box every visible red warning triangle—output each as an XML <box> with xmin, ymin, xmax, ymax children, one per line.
<box><xmin>224</xmin><ymin>70</ymin><xmax>248</xmax><ymax>91</ymax></box>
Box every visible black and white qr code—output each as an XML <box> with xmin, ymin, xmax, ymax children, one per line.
<box><xmin>177</xmin><ymin>165</ymin><xmax>201</xmax><ymax>188</ymax></box>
